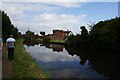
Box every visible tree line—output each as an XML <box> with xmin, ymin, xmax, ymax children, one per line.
<box><xmin>1</xmin><ymin>11</ymin><xmax>20</xmax><ymax>42</ymax></box>
<box><xmin>65</xmin><ymin>17</ymin><xmax>120</xmax><ymax>51</ymax></box>
<box><xmin>1</xmin><ymin>10</ymin><xmax>120</xmax><ymax>51</ymax></box>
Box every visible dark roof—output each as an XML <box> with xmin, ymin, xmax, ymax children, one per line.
<box><xmin>53</xmin><ymin>29</ymin><xmax>71</xmax><ymax>33</ymax></box>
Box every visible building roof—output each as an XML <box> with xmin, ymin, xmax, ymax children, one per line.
<box><xmin>53</xmin><ymin>29</ymin><xmax>71</xmax><ymax>33</ymax></box>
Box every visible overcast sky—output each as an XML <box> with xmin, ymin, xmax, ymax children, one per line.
<box><xmin>0</xmin><ymin>0</ymin><xmax>119</xmax><ymax>35</ymax></box>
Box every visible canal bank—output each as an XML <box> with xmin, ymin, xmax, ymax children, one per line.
<box><xmin>13</xmin><ymin>39</ymin><xmax>47</xmax><ymax>78</ymax></box>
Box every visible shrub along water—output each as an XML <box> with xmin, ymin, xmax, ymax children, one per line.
<box><xmin>65</xmin><ymin>17</ymin><xmax>120</xmax><ymax>51</ymax></box>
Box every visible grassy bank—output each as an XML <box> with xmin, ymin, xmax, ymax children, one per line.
<box><xmin>13</xmin><ymin>39</ymin><xmax>47</xmax><ymax>78</ymax></box>
<box><xmin>49</xmin><ymin>40</ymin><xmax>65</xmax><ymax>44</ymax></box>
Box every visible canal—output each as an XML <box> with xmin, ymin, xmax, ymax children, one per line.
<box><xmin>24</xmin><ymin>43</ymin><xmax>119</xmax><ymax>78</ymax></box>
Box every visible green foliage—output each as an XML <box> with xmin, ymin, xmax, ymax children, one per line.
<box><xmin>65</xmin><ymin>26</ymin><xmax>89</xmax><ymax>48</ymax></box>
<box><xmin>23</xmin><ymin>30</ymin><xmax>35</xmax><ymax>43</ymax></box>
<box><xmin>50</xmin><ymin>40</ymin><xmax>65</xmax><ymax>43</ymax></box>
<box><xmin>40</xmin><ymin>31</ymin><xmax>45</xmax><ymax>36</ymax></box>
<box><xmin>13</xmin><ymin>39</ymin><xmax>47</xmax><ymax>78</ymax></box>
<box><xmin>1</xmin><ymin>10</ymin><xmax>19</xmax><ymax>42</ymax></box>
<box><xmin>43</xmin><ymin>37</ymin><xmax>50</xmax><ymax>43</ymax></box>
<box><xmin>90</xmin><ymin>17</ymin><xmax>120</xmax><ymax>51</ymax></box>
<box><xmin>25</xmin><ymin>30</ymin><xmax>34</xmax><ymax>36</ymax></box>
<box><xmin>80</xmin><ymin>26</ymin><xmax>89</xmax><ymax>38</ymax></box>
<box><xmin>66</xmin><ymin>17</ymin><xmax>120</xmax><ymax>51</ymax></box>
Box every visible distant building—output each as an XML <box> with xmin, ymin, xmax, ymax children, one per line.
<box><xmin>47</xmin><ymin>29</ymin><xmax>72</xmax><ymax>40</ymax></box>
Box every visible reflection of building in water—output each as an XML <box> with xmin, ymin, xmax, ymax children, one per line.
<box><xmin>49</xmin><ymin>44</ymin><xmax>64</xmax><ymax>52</ymax></box>
<box><xmin>52</xmin><ymin>44</ymin><xmax>64</xmax><ymax>52</ymax></box>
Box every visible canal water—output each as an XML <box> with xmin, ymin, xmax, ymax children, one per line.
<box><xmin>24</xmin><ymin>43</ymin><xmax>119</xmax><ymax>78</ymax></box>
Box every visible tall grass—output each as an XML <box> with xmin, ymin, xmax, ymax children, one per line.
<box><xmin>13</xmin><ymin>39</ymin><xmax>47</xmax><ymax>79</ymax></box>
<box><xmin>50</xmin><ymin>40</ymin><xmax>65</xmax><ymax>43</ymax></box>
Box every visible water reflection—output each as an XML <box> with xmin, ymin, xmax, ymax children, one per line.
<box><xmin>65</xmin><ymin>46</ymin><xmax>119</xmax><ymax>78</ymax></box>
<box><xmin>41</xmin><ymin>43</ymin><xmax>64</xmax><ymax>52</ymax></box>
<box><xmin>25</xmin><ymin>44</ymin><xmax>79</xmax><ymax>63</ymax></box>
<box><xmin>24</xmin><ymin>43</ymin><xmax>119</xmax><ymax>78</ymax></box>
<box><xmin>24</xmin><ymin>42</ymin><xmax>39</xmax><ymax>47</ymax></box>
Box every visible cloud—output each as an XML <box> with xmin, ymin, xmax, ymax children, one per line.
<box><xmin>2</xmin><ymin>2</ymin><xmax>59</xmax><ymax>20</ymax></box>
<box><xmin>34</xmin><ymin>0</ymin><xmax>119</xmax><ymax>2</ymax></box>
<box><xmin>14</xmin><ymin>13</ymin><xmax>87</xmax><ymax>34</ymax></box>
<box><xmin>1</xmin><ymin>0</ymin><xmax>119</xmax><ymax>2</ymax></box>
<box><xmin>2</xmin><ymin>3</ymin><xmax>24</xmax><ymax>21</ymax></box>
<box><xmin>1</xmin><ymin>0</ymin><xmax>86</xmax><ymax>2</ymax></box>
<box><xmin>44</xmin><ymin>2</ymin><xmax>81</xmax><ymax>8</ymax></box>
<box><xmin>26</xmin><ymin>13</ymin><xmax>87</xmax><ymax>34</ymax></box>
<box><xmin>34</xmin><ymin>13</ymin><xmax>86</xmax><ymax>27</ymax></box>
<box><xmin>0</xmin><ymin>2</ymin><xmax>2</xmax><ymax>9</ymax></box>
<box><xmin>2</xmin><ymin>2</ymin><xmax>87</xmax><ymax>34</ymax></box>
<box><xmin>1</xmin><ymin>1</ymin><xmax>117</xmax><ymax>35</ymax></box>
<box><xmin>24</xmin><ymin>45</ymin><xmax>80</xmax><ymax>62</ymax></box>
<box><xmin>39</xmin><ymin>1</ymin><xmax>83</xmax><ymax>8</ymax></box>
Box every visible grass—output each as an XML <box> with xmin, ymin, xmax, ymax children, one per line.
<box><xmin>32</xmin><ymin>38</ymin><xmax>43</xmax><ymax>43</ymax></box>
<box><xmin>37</xmin><ymin>38</ymin><xmax>43</xmax><ymax>42</ymax></box>
<box><xmin>13</xmin><ymin>39</ymin><xmax>47</xmax><ymax>79</ymax></box>
<box><xmin>49</xmin><ymin>40</ymin><xmax>65</xmax><ymax>43</ymax></box>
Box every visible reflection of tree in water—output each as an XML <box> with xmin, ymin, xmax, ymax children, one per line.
<box><xmin>80</xmin><ymin>59</ymin><xmax>87</xmax><ymax>65</ymax></box>
<box><xmin>25</xmin><ymin>43</ymin><xmax>35</xmax><ymax>47</ymax></box>
<box><xmin>65</xmin><ymin>47</ymin><xmax>89</xmax><ymax>65</ymax></box>
<box><xmin>23</xmin><ymin>39</ymin><xmax>39</xmax><ymax>47</ymax></box>
<box><xmin>43</xmin><ymin>43</ymin><xmax>64</xmax><ymax>52</ymax></box>
<box><xmin>65</xmin><ymin>46</ymin><xmax>119</xmax><ymax>78</ymax></box>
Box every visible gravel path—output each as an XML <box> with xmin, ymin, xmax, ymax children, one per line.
<box><xmin>2</xmin><ymin>44</ymin><xmax>13</xmax><ymax>78</ymax></box>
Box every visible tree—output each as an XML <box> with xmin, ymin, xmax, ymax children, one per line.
<box><xmin>40</xmin><ymin>31</ymin><xmax>45</xmax><ymax>36</ymax></box>
<box><xmin>87</xmin><ymin>21</ymin><xmax>95</xmax><ymax>30</ymax></box>
<box><xmin>24</xmin><ymin>30</ymin><xmax>35</xmax><ymax>43</ymax></box>
<box><xmin>80</xmin><ymin>26</ymin><xmax>88</xmax><ymax>38</ymax></box>
<box><xmin>26</xmin><ymin>30</ymin><xmax>34</xmax><ymax>36</ymax></box>
<box><xmin>89</xmin><ymin>17</ymin><xmax>120</xmax><ymax>51</ymax></box>
<box><xmin>66</xmin><ymin>17</ymin><xmax>120</xmax><ymax>51</ymax></box>
<box><xmin>1</xmin><ymin>10</ymin><xmax>19</xmax><ymax>42</ymax></box>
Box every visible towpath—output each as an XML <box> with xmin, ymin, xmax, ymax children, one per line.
<box><xmin>2</xmin><ymin>44</ymin><xmax>13</xmax><ymax>78</ymax></box>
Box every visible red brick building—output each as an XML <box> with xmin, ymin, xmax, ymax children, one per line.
<box><xmin>48</xmin><ymin>29</ymin><xmax>72</xmax><ymax>40</ymax></box>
